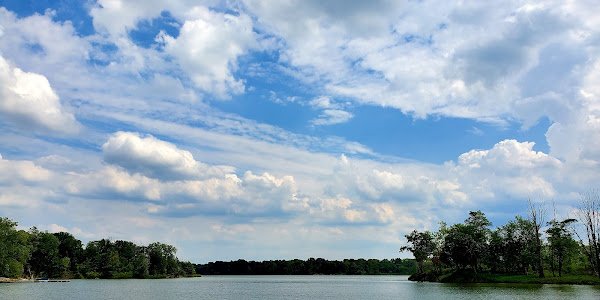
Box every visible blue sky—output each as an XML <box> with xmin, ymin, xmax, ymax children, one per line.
<box><xmin>0</xmin><ymin>0</ymin><xmax>599</xmax><ymax>263</ymax></box>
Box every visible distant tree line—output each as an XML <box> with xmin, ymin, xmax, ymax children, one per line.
<box><xmin>0</xmin><ymin>218</ymin><xmax>195</xmax><ymax>279</ymax></box>
<box><xmin>400</xmin><ymin>192</ymin><xmax>600</xmax><ymax>280</ymax></box>
<box><xmin>195</xmin><ymin>258</ymin><xmax>415</xmax><ymax>275</ymax></box>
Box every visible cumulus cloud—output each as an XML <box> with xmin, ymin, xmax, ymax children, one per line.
<box><xmin>102</xmin><ymin>131</ymin><xmax>234</xmax><ymax>180</ymax></box>
<box><xmin>371</xmin><ymin>203</ymin><xmax>395</xmax><ymax>223</ymax></box>
<box><xmin>65</xmin><ymin>165</ymin><xmax>162</xmax><ymax>201</ymax></box>
<box><xmin>159</xmin><ymin>171</ymin><xmax>301</xmax><ymax>217</ymax></box>
<box><xmin>452</xmin><ymin>139</ymin><xmax>564</xmax><ymax>199</ymax></box>
<box><xmin>60</xmin><ymin>132</ymin><xmax>306</xmax><ymax>217</ymax></box>
<box><xmin>0</xmin><ymin>153</ymin><xmax>52</xmax><ymax>185</ymax></box>
<box><xmin>0</xmin><ymin>8</ymin><xmax>92</xmax><ymax>105</ymax></box>
<box><xmin>2</xmin><ymin>0</ymin><xmax>600</xmax><ymax>261</ymax></box>
<box><xmin>330</xmin><ymin>155</ymin><xmax>468</xmax><ymax>206</ymax></box>
<box><xmin>90</xmin><ymin>0</ymin><xmax>174</xmax><ymax>37</ymax></box>
<box><xmin>316</xmin><ymin>195</ymin><xmax>366</xmax><ymax>223</ymax></box>
<box><xmin>457</xmin><ymin>140</ymin><xmax>562</xmax><ymax>171</ymax></box>
<box><xmin>157</xmin><ymin>7</ymin><xmax>258</xmax><ymax>98</ymax></box>
<box><xmin>0</xmin><ymin>56</ymin><xmax>79</xmax><ymax>134</ymax></box>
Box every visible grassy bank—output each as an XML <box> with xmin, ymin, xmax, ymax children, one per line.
<box><xmin>410</xmin><ymin>270</ymin><xmax>600</xmax><ymax>285</ymax></box>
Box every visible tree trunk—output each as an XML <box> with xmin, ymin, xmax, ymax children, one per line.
<box><xmin>528</xmin><ymin>198</ymin><xmax>545</xmax><ymax>278</ymax></box>
<box><xmin>550</xmin><ymin>252</ymin><xmax>555</xmax><ymax>277</ymax></box>
<box><xmin>558</xmin><ymin>257</ymin><xmax>562</xmax><ymax>277</ymax></box>
<box><xmin>536</xmin><ymin>236</ymin><xmax>544</xmax><ymax>278</ymax></box>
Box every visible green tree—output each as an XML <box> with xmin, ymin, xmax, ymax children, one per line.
<box><xmin>546</xmin><ymin>218</ymin><xmax>578</xmax><ymax>277</ymax></box>
<box><xmin>113</xmin><ymin>240</ymin><xmax>139</xmax><ymax>276</ymax></box>
<box><xmin>83</xmin><ymin>239</ymin><xmax>119</xmax><ymax>278</ymax></box>
<box><xmin>29</xmin><ymin>228</ymin><xmax>61</xmax><ymax>278</ymax></box>
<box><xmin>147</xmin><ymin>242</ymin><xmax>178</xmax><ymax>276</ymax></box>
<box><xmin>400</xmin><ymin>230</ymin><xmax>435</xmax><ymax>274</ymax></box>
<box><xmin>465</xmin><ymin>210</ymin><xmax>492</xmax><ymax>272</ymax></box>
<box><xmin>53</xmin><ymin>232</ymin><xmax>84</xmax><ymax>275</ymax></box>
<box><xmin>0</xmin><ymin>218</ymin><xmax>32</xmax><ymax>278</ymax></box>
<box><xmin>179</xmin><ymin>261</ymin><xmax>196</xmax><ymax>276</ymax></box>
<box><xmin>441</xmin><ymin>211</ymin><xmax>491</xmax><ymax>273</ymax></box>
<box><xmin>133</xmin><ymin>246</ymin><xmax>150</xmax><ymax>278</ymax></box>
<box><xmin>491</xmin><ymin>216</ymin><xmax>536</xmax><ymax>274</ymax></box>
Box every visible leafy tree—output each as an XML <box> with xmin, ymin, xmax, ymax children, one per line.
<box><xmin>147</xmin><ymin>242</ymin><xmax>178</xmax><ymax>276</ymax></box>
<box><xmin>179</xmin><ymin>261</ymin><xmax>196</xmax><ymax>276</ymax></box>
<box><xmin>494</xmin><ymin>216</ymin><xmax>536</xmax><ymax>274</ymax></box>
<box><xmin>431</xmin><ymin>222</ymin><xmax>448</xmax><ymax>273</ymax></box>
<box><xmin>53</xmin><ymin>232</ymin><xmax>84</xmax><ymax>275</ymax></box>
<box><xmin>486</xmin><ymin>229</ymin><xmax>505</xmax><ymax>273</ymax></box>
<box><xmin>83</xmin><ymin>239</ymin><xmax>120</xmax><ymax>278</ymax></box>
<box><xmin>400</xmin><ymin>230</ymin><xmax>435</xmax><ymax>274</ymax></box>
<box><xmin>465</xmin><ymin>210</ymin><xmax>492</xmax><ymax>272</ymax></box>
<box><xmin>0</xmin><ymin>218</ymin><xmax>31</xmax><ymax>278</ymax></box>
<box><xmin>441</xmin><ymin>211</ymin><xmax>491</xmax><ymax>273</ymax></box>
<box><xmin>113</xmin><ymin>240</ymin><xmax>138</xmax><ymax>275</ymax></box>
<box><xmin>133</xmin><ymin>246</ymin><xmax>150</xmax><ymax>278</ymax></box>
<box><xmin>29</xmin><ymin>228</ymin><xmax>61</xmax><ymax>278</ymax></box>
<box><xmin>546</xmin><ymin>218</ymin><xmax>578</xmax><ymax>277</ymax></box>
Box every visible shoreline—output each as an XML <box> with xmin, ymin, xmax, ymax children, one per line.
<box><xmin>408</xmin><ymin>271</ymin><xmax>600</xmax><ymax>285</ymax></box>
<box><xmin>0</xmin><ymin>275</ymin><xmax>201</xmax><ymax>283</ymax></box>
<box><xmin>0</xmin><ymin>277</ymin><xmax>33</xmax><ymax>283</ymax></box>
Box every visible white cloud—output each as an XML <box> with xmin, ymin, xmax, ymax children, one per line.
<box><xmin>91</xmin><ymin>0</ymin><xmax>171</xmax><ymax>37</ymax></box>
<box><xmin>309</xmin><ymin>96</ymin><xmax>336</xmax><ymax>109</ymax></box>
<box><xmin>330</xmin><ymin>155</ymin><xmax>468</xmax><ymax>207</ymax></box>
<box><xmin>452</xmin><ymin>139</ymin><xmax>564</xmax><ymax>200</ymax></box>
<box><xmin>0</xmin><ymin>153</ymin><xmax>52</xmax><ymax>184</ymax></box>
<box><xmin>0</xmin><ymin>56</ymin><xmax>79</xmax><ymax>134</ymax></box>
<box><xmin>157</xmin><ymin>7</ymin><xmax>258</xmax><ymax>98</ymax></box>
<box><xmin>317</xmin><ymin>195</ymin><xmax>366</xmax><ymax>223</ymax></box>
<box><xmin>0</xmin><ymin>8</ymin><xmax>92</xmax><ymax>101</ymax></box>
<box><xmin>48</xmin><ymin>224</ymin><xmax>69</xmax><ymax>233</ymax></box>
<box><xmin>102</xmin><ymin>131</ymin><xmax>234</xmax><ymax>180</ymax></box>
<box><xmin>371</xmin><ymin>203</ymin><xmax>395</xmax><ymax>223</ymax></box>
<box><xmin>0</xmin><ymin>187</ymin><xmax>46</xmax><ymax>208</ymax></box>
<box><xmin>160</xmin><ymin>171</ymin><xmax>300</xmax><ymax>216</ymax></box>
<box><xmin>65</xmin><ymin>166</ymin><xmax>162</xmax><ymax>201</ymax></box>
<box><xmin>0</xmin><ymin>8</ymin><xmax>90</xmax><ymax>65</ymax></box>
<box><xmin>2</xmin><ymin>0</ymin><xmax>600</xmax><ymax>262</ymax></box>
<box><xmin>457</xmin><ymin>140</ymin><xmax>562</xmax><ymax>171</ymax></box>
<box><xmin>211</xmin><ymin>223</ymin><xmax>255</xmax><ymax>235</ymax></box>
<box><xmin>311</xmin><ymin>109</ymin><xmax>353</xmax><ymax>126</ymax></box>
<box><xmin>244</xmin><ymin>0</ymin><xmax>598</xmax><ymax>135</ymax></box>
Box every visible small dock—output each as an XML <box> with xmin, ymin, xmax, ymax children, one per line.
<box><xmin>35</xmin><ymin>279</ymin><xmax>70</xmax><ymax>282</ymax></box>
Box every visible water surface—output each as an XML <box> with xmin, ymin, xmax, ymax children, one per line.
<box><xmin>2</xmin><ymin>275</ymin><xmax>600</xmax><ymax>299</ymax></box>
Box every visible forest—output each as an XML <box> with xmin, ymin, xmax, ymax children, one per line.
<box><xmin>0</xmin><ymin>218</ymin><xmax>195</xmax><ymax>279</ymax></box>
<box><xmin>195</xmin><ymin>258</ymin><xmax>415</xmax><ymax>275</ymax></box>
<box><xmin>1</xmin><ymin>216</ymin><xmax>414</xmax><ymax>279</ymax></box>
<box><xmin>400</xmin><ymin>192</ymin><xmax>600</xmax><ymax>283</ymax></box>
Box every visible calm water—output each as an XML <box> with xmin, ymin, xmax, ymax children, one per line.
<box><xmin>2</xmin><ymin>275</ymin><xmax>600</xmax><ymax>299</ymax></box>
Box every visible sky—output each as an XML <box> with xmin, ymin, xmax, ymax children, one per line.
<box><xmin>0</xmin><ymin>0</ymin><xmax>599</xmax><ymax>263</ymax></box>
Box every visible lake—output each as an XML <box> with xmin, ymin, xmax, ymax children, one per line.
<box><xmin>2</xmin><ymin>275</ymin><xmax>600</xmax><ymax>299</ymax></box>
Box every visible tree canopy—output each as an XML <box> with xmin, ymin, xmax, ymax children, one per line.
<box><xmin>401</xmin><ymin>197</ymin><xmax>600</xmax><ymax>280</ymax></box>
<box><xmin>0</xmin><ymin>217</ymin><xmax>195</xmax><ymax>279</ymax></box>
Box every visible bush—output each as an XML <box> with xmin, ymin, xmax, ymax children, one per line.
<box><xmin>85</xmin><ymin>271</ymin><xmax>101</xmax><ymax>279</ymax></box>
<box><xmin>112</xmin><ymin>272</ymin><xmax>133</xmax><ymax>279</ymax></box>
<box><xmin>7</xmin><ymin>259</ymin><xmax>24</xmax><ymax>278</ymax></box>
